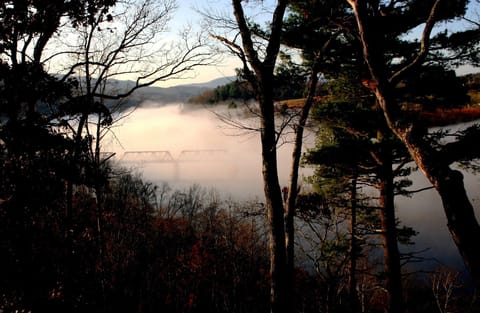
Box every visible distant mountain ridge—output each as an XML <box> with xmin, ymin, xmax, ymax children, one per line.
<box><xmin>116</xmin><ymin>76</ymin><xmax>236</xmax><ymax>107</ymax></box>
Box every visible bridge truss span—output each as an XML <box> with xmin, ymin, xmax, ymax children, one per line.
<box><xmin>117</xmin><ymin>149</ymin><xmax>228</xmax><ymax>164</ymax></box>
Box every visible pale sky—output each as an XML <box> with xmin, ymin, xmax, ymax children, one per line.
<box><xmin>158</xmin><ymin>1</ymin><xmax>232</xmax><ymax>87</ymax></box>
<box><xmin>157</xmin><ymin>0</ymin><xmax>275</xmax><ymax>87</ymax></box>
<box><xmin>41</xmin><ymin>1</ymin><xmax>478</xmax><ymax>88</ymax></box>
<box><xmin>160</xmin><ymin>0</ymin><xmax>480</xmax><ymax>86</ymax></box>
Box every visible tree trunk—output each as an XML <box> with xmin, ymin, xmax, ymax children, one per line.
<box><xmin>376</xmin><ymin>88</ymin><xmax>480</xmax><ymax>286</ymax></box>
<box><xmin>230</xmin><ymin>1</ymin><xmax>290</xmax><ymax>312</ymax></box>
<box><xmin>349</xmin><ymin>175</ymin><xmax>360</xmax><ymax>313</ymax></box>
<box><xmin>396</xmin><ymin>127</ymin><xmax>480</xmax><ymax>285</ymax></box>
<box><xmin>377</xmin><ymin>131</ymin><xmax>403</xmax><ymax>313</ymax></box>
<box><xmin>258</xmin><ymin>74</ymin><xmax>288</xmax><ymax>313</ymax></box>
<box><xmin>348</xmin><ymin>0</ymin><xmax>480</xmax><ymax>287</ymax></box>
<box><xmin>285</xmin><ymin>62</ymin><xmax>320</xmax><ymax>313</ymax></box>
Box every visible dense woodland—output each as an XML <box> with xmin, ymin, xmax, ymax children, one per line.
<box><xmin>1</xmin><ymin>1</ymin><xmax>480</xmax><ymax>313</ymax></box>
<box><xmin>190</xmin><ymin>71</ymin><xmax>480</xmax><ymax>107</ymax></box>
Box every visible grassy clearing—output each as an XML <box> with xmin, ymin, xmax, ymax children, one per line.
<box><xmin>277</xmin><ymin>97</ymin><xmax>480</xmax><ymax>127</ymax></box>
<box><xmin>420</xmin><ymin>106</ymin><xmax>480</xmax><ymax>126</ymax></box>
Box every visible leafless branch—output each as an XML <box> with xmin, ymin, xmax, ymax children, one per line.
<box><xmin>50</xmin><ymin>0</ymin><xmax>217</xmax><ymax>101</ymax></box>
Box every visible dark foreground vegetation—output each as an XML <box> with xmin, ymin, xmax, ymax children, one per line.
<box><xmin>0</xmin><ymin>162</ymin><xmax>270</xmax><ymax>312</ymax></box>
<box><xmin>1</xmin><ymin>161</ymin><xmax>479</xmax><ymax>313</ymax></box>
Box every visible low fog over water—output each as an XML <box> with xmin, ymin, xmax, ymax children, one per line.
<box><xmin>104</xmin><ymin>103</ymin><xmax>480</xmax><ymax>270</ymax></box>
<box><xmin>105</xmin><ymin>102</ymin><xmax>312</xmax><ymax>199</ymax></box>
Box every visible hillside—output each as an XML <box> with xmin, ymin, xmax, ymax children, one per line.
<box><xmin>108</xmin><ymin>76</ymin><xmax>236</xmax><ymax>109</ymax></box>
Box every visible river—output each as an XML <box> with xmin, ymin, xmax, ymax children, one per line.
<box><xmin>104</xmin><ymin>103</ymin><xmax>480</xmax><ymax>274</ymax></box>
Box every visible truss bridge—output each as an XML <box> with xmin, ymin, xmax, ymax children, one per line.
<box><xmin>99</xmin><ymin>149</ymin><xmax>232</xmax><ymax>181</ymax></box>
<box><xmin>118</xmin><ymin>149</ymin><xmax>228</xmax><ymax>164</ymax></box>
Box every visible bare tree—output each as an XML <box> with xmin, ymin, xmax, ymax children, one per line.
<box><xmin>4</xmin><ymin>1</ymin><xmax>216</xmax><ymax>307</ymax></box>
<box><xmin>431</xmin><ymin>267</ymin><xmax>461</xmax><ymax>313</ymax></box>
<box><xmin>51</xmin><ymin>0</ymin><xmax>217</xmax><ymax>153</ymax></box>
<box><xmin>204</xmin><ymin>3</ymin><xmax>344</xmax><ymax>312</ymax></box>
<box><xmin>205</xmin><ymin>1</ymin><xmax>290</xmax><ymax>313</ymax></box>
<box><xmin>41</xmin><ymin>0</ymin><xmax>217</xmax><ymax>223</ymax></box>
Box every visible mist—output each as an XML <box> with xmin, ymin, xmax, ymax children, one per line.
<box><xmin>104</xmin><ymin>102</ymin><xmax>313</xmax><ymax>200</ymax></box>
<box><xmin>104</xmin><ymin>102</ymin><xmax>480</xmax><ymax>270</ymax></box>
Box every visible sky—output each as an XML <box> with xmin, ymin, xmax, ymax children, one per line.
<box><xmin>159</xmin><ymin>0</ymin><xmax>480</xmax><ymax>87</ymax></box>
<box><xmin>157</xmin><ymin>0</ymin><xmax>276</xmax><ymax>87</ymax></box>
<box><xmin>45</xmin><ymin>0</ymin><xmax>244</xmax><ymax>88</ymax></box>
<box><xmin>156</xmin><ymin>0</ymin><xmax>238</xmax><ymax>87</ymax></box>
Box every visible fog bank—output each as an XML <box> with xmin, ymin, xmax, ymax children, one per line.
<box><xmin>104</xmin><ymin>103</ymin><xmax>480</xmax><ymax>270</ymax></box>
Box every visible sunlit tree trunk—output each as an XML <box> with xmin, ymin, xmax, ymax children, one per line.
<box><xmin>259</xmin><ymin>79</ymin><xmax>289</xmax><ymax>313</ymax></box>
<box><xmin>231</xmin><ymin>1</ymin><xmax>290</xmax><ymax>312</ymax></box>
<box><xmin>285</xmin><ymin>61</ymin><xmax>320</xmax><ymax>313</ymax></box>
<box><xmin>347</xmin><ymin>0</ymin><xmax>480</xmax><ymax>287</ymax></box>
